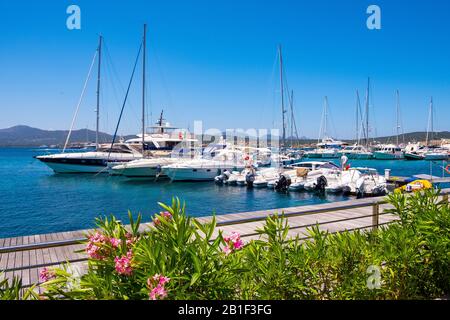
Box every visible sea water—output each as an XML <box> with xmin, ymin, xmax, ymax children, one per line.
<box><xmin>0</xmin><ymin>147</ymin><xmax>448</xmax><ymax>238</ymax></box>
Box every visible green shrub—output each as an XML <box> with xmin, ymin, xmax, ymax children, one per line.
<box><xmin>2</xmin><ymin>189</ymin><xmax>448</xmax><ymax>300</ymax></box>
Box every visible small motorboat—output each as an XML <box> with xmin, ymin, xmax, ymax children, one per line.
<box><xmin>394</xmin><ymin>179</ymin><xmax>432</xmax><ymax>193</ymax></box>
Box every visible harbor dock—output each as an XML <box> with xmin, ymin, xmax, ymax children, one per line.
<box><xmin>2</xmin><ymin>187</ymin><xmax>449</xmax><ymax>291</ymax></box>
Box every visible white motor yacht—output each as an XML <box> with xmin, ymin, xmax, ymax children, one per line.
<box><xmin>339</xmin><ymin>144</ymin><xmax>373</xmax><ymax>159</ymax></box>
<box><xmin>373</xmin><ymin>144</ymin><xmax>404</xmax><ymax>160</ymax></box>
<box><xmin>163</xmin><ymin>149</ymin><xmax>246</xmax><ymax>181</ymax></box>
<box><xmin>35</xmin><ymin>143</ymin><xmax>142</xmax><ymax>174</ymax></box>
<box><xmin>342</xmin><ymin>168</ymin><xmax>387</xmax><ymax>196</ymax></box>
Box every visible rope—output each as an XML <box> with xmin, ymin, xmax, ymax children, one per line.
<box><xmin>107</xmin><ymin>42</ymin><xmax>143</xmax><ymax>160</ymax></box>
<box><xmin>63</xmin><ymin>50</ymin><xmax>98</xmax><ymax>152</ymax></box>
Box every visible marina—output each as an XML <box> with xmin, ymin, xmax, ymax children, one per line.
<box><xmin>0</xmin><ymin>147</ymin><xmax>449</xmax><ymax>239</ymax></box>
<box><xmin>1</xmin><ymin>1</ymin><xmax>450</xmax><ymax>303</ymax></box>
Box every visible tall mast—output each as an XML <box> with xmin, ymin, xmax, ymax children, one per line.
<box><xmin>426</xmin><ymin>97</ymin><xmax>433</xmax><ymax>146</ymax></box>
<box><xmin>95</xmin><ymin>35</ymin><xmax>102</xmax><ymax>150</ymax></box>
<box><xmin>324</xmin><ymin>96</ymin><xmax>329</xmax><ymax>138</ymax></box>
<box><xmin>365</xmin><ymin>77</ymin><xmax>370</xmax><ymax>147</ymax></box>
<box><xmin>142</xmin><ymin>24</ymin><xmax>147</xmax><ymax>153</ymax></box>
<box><xmin>396</xmin><ymin>90</ymin><xmax>400</xmax><ymax>145</ymax></box>
<box><xmin>356</xmin><ymin>90</ymin><xmax>359</xmax><ymax>143</ymax></box>
<box><xmin>290</xmin><ymin>90</ymin><xmax>294</xmax><ymax>148</ymax></box>
<box><xmin>278</xmin><ymin>45</ymin><xmax>286</xmax><ymax>150</ymax></box>
<box><xmin>431</xmin><ymin>97</ymin><xmax>434</xmax><ymax>143</ymax></box>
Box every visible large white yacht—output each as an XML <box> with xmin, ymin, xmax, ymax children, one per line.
<box><xmin>304</xmin><ymin>137</ymin><xmax>347</xmax><ymax>159</ymax></box>
<box><xmin>163</xmin><ymin>149</ymin><xmax>246</xmax><ymax>181</ymax></box>
<box><xmin>35</xmin><ymin>143</ymin><xmax>143</xmax><ymax>173</ymax></box>
<box><xmin>339</xmin><ymin>144</ymin><xmax>373</xmax><ymax>159</ymax></box>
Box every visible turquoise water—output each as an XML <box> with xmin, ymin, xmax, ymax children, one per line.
<box><xmin>0</xmin><ymin>147</ymin><xmax>448</xmax><ymax>238</ymax></box>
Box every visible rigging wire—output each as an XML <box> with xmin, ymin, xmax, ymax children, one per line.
<box><xmin>103</xmin><ymin>40</ymin><xmax>141</xmax><ymax>133</ymax></box>
<box><xmin>108</xmin><ymin>42</ymin><xmax>143</xmax><ymax>159</ymax></box>
<box><xmin>63</xmin><ymin>49</ymin><xmax>98</xmax><ymax>152</ymax></box>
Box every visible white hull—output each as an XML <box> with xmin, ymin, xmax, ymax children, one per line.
<box><xmin>373</xmin><ymin>151</ymin><xmax>404</xmax><ymax>160</ymax></box>
<box><xmin>40</xmin><ymin>162</ymin><xmax>107</xmax><ymax>173</ymax></box>
<box><xmin>424</xmin><ymin>153</ymin><xmax>448</xmax><ymax>160</ymax></box>
<box><xmin>166</xmin><ymin>167</ymin><xmax>242</xmax><ymax>181</ymax></box>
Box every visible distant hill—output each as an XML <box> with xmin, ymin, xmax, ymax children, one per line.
<box><xmin>0</xmin><ymin>125</ymin><xmax>130</xmax><ymax>147</ymax></box>
<box><xmin>343</xmin><ymin>131</ymin><xmax>450</xmax><ymax>144</ymax></box>
<box><xmin>0</xmin><ymin>125</ymin><xmax>449</xmax><ymax>147</ymax></box>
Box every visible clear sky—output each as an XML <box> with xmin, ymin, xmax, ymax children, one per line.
<box><xmin>1</xmin><ymin>0</ymin><xmax>449</xmax><ymax>139</ymax></box>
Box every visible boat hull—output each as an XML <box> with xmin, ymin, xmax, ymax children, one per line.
<box><xmin>373</xmin><ymin>151</ymin><xmax>404</xmax><ymax>160</ymax></box>
<box><xmin>424</xmin><ymin>153</ymin><xmax>448</xmax><ymax>160</ymax></box>
<box><xmin>339</xmin><ymin>152</ymin><xmax>373</xmax><ymax>160</ymax></box>
<box><xmin>111</xmin><ymin>166</ymin><xmax>163</xmax><ymax>177</ymax></box>
<box><xmin>404</xmin><ymin>152</ymin><xmax>425</xmax><ymax>160</ymax></box>
<box><xmin>38</xmin><ymin>161</ymin><xmax>107</xmax><ymax>173</ymax></box>
<box><xmin>165</xmin><ymin>167</ymin><xmax>242</xmax><ymax>181</ymax></box>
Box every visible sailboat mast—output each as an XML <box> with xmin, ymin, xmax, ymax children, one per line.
<box><xmin>396</xmin><ymin>90</ymin><xmax>400</xmax><ymax>145</ymax></box>
<box><xmin>431</xmin><ymin>97</ymin><xmax>434</xmax><ymax>143</ymax></box>
<box><xmin>355</xmin><ymin>90</ymin><xmax>359</xmax><ymax>142</ymax></box>
<box><xmin>324</xmin><ymin>96</ymin><xmax>328</xmax><ymax>138</ymax></box>
<box><xmin>142</xmin><ymin>24</ymin><xmax>147</xmax><ymax>153</ymax></box>
<box><xmin>290</xmin><ymin>90</ymin><xmax>294</xmax><ymax>148</ymax></box>
<box><xmin>278</xmin><ymin>45</ymin><xmax>286</xmax><ymax>150</ymax></box>
<box><xmin>95</xmin><ymin>35</ymin><xmax>102</xmax><ymax>150</ymax></box>
<box><xmin>426</xmin><ymin>97</ymin><xmax>433</xmax><ymax>146</ymax></box>
<box><xmin>365</xmin><ymin>77</ymin><xmax>370</xmax><ymax>147</ymax></box>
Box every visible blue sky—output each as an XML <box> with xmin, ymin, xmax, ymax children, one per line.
<box><xmin>0</xmin><ymin>0</ymin><xmax>449</xmax><ymax>139</ymax></box>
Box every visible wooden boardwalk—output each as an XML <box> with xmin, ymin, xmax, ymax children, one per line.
<box><xmin>0</xmin><ymin>195</ymin><xmax>405</xmax><ymax>289</ymax></box>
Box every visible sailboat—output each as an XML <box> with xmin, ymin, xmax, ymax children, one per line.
<box><xmin>304</xmin><ymin>96</ymin><xmax>346</xmax><ymax>159</ymax></box>
<box><xmin>109</xmin><ymin>25</ymin><xmax>200</xmax><ymax>177</ymax></box>
<box><xmin>35</xmin><ymin>35</ymin><xmax>143</xmax><ymax>173</ymax></box>
<box><xmin>271</xmin><ymin>45</ymin><xmax>302</xmax><ymax>166</ymax></box>
<box><xmin>373</xmin><ymin>90</ymin><xmax>404</xmax><ymax>160</ymax></box>
<box><xmin>339</xmin><ymin>90</ymin><xmax>373</xmax><ymax>159</ymax></box>
<box><xmin>405</xmin><ymin>97</ymin><xmax>448</xmax><ymax>160</ymax></box>
<box><xmin>110</xmin><ymin>111</ymin><xmax>199</xmax><ymax>177</ymax></box>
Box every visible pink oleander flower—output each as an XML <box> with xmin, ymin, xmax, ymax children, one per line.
<box><xmin>149</xmin><ymin>284</ymin><xmax>168</xmax><ymax>300</ymax></box>
<box><xmin>39</xmin><ymin>267</ymin><xmax>56</xmax><ymax>282</ymax></box>
<box><xmin>147</xmin><ymin>274</ymin><xmax>170</xmax><ymax>300</ymax></box>
<box><xmin>223</xmin><ymin>245</ymin><xmax>232</xmax><ymax>255</ymax></box>
<box><xmin>233</xmin><ymin>239</ymin><xmax>244</xmax><ymax>250</ymax></box>
<box><xmin>124</xmin><ymin>233</ymin><xmax>136</xmax><ymax>247</ymax></box>
<box><xmin>153</xmin><ymin>211</ymin><xmax>173</xmax><ymax>226</ymax></box>
<box><xmin>222</xmin><ymin>231</ymin><xmax>244</xmax><ymax>255</ymax></box>
<box><xmin>86</xmin><ymin>232</ymin><xmax>109</xmax><ymax>260</ymax></box>
<box><xmin>110</xmin><ymin>237</ymin><xmax>122</xmax><ymax>248</ymax></box>
<box><xmin>114</xmin><ymin>250</ymin><xmax>133</xmax><ymax>276</ymax></box>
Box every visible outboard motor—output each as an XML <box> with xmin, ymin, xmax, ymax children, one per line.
<box><xmin>214</xmin><ymin>169</ymin><xmax>230</xmax><ymax>184</ymax></box>
<box><xmin>245</xmin><ymin>171</ymin><xmax>256</xmax><ymax>188</ymax></box>
<box><xmin>275</xmin><ymin>174</ymin><xmax>291</xmax><ymax>192</ymax></box>
<box><xmin>154</xmin><ymin>165</ymin><xmax>163</xmax><ymax>179</ymax></box>
<box><xmin>315</xmin><ymin>175</ymin><xmax>327</xmax><ymax>193</ymax></box>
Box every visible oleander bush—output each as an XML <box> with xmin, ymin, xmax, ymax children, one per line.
<box><xmin>2</xmin><ymin>189</ymin><xmax>449</xmax><ymax>300</ymax></box>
